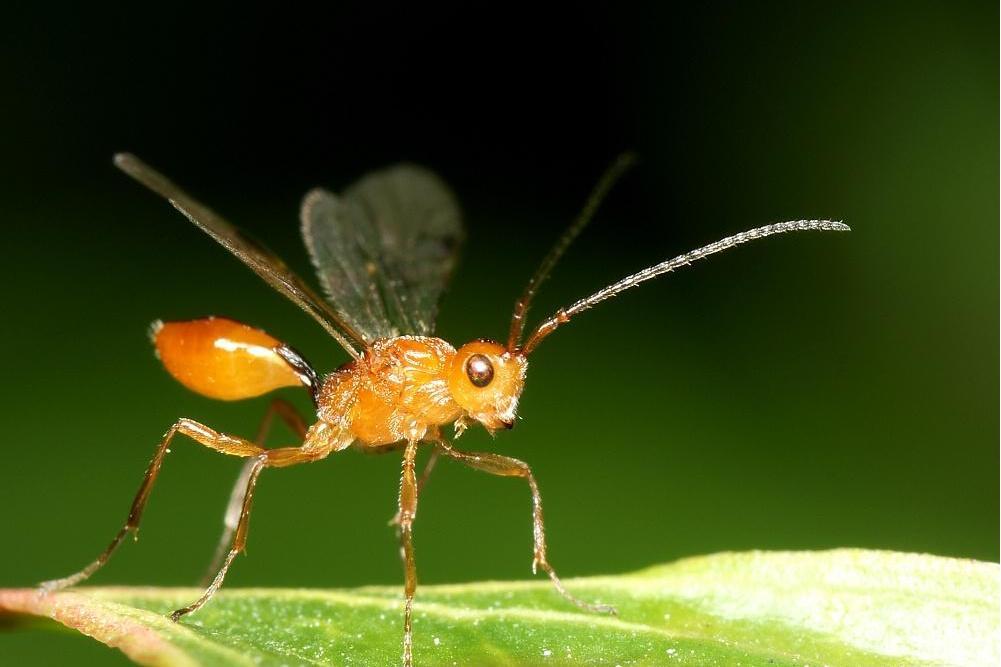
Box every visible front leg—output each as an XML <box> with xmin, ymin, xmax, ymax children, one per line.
<box><xmin>435</xmin><ymin>441</ymin><xmax>616</xmax><ymax>615</ymax></box>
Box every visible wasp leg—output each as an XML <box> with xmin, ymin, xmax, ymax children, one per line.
<box><xmin>170</xmin><ymin>441</ymin><xmax>334</xmax><ymax>621</ymax></box>
<box><xmin>172</xmin><ymin>454</ymin><xmax>264</xmax><ymax>620</ymax></box>
<box><xmin>39</xmin><ymin>418</ymin><xmax>268</xmax><ymax>594</ymax></box>
<box><xmin>201</xmin><ymin>399</ymin><xmax>308</xmax><ymax>586</ymax></box>
<box><xmin>399</xmin><ymin>439</ymin><xmax>420</xmax><ymax>667</ymax></box>
<box><xmin>388</xmin><ymin>448</ymin><xmax>438</xmax><ymax>527</ymax></box>
<box><xmin>435</xmin><ymin>441</ymin><xmax>617</xmax><ymax>616</ymax></box>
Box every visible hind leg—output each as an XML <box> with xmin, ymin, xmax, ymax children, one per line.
<box><xmin>40</xmin><ymin>418</ymin><xmax>267</xmax><ymax>593</ymax></box>
<box><xmin>169</xmin><ymin>440</ymin><xmax>334</xmax><ymax>620</ymax></box>
<box><xmin>201</xmin><ymin>398</ymin><xmax>307</xmax><ymax>585</ymax></box>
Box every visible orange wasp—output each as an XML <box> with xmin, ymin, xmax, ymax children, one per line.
<box><xmin>41</xmin><ymin>152</ymin><xmax>848</xmax><ymax>665</ymax></box>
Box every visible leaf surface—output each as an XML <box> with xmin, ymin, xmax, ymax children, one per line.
<box><xmin>1</xmin><ymin>549</ymin><xmax>997</xmax><ymax>666</ymax></box>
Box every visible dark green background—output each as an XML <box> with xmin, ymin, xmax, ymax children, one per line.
<box><xmin>2</xmin><ymin>2</ymin><xmax>996</xmax><ymax>664</ymax></box>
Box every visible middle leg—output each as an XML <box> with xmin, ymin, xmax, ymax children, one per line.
<box><xmin>398</xmin><ymin>439</ymin><xmax>420</xmax><ymax>667</ymax></box>
<box><xmin>388</xmin><ymin>448</ymin><xmax>438</xmax><ymax>527</ymax></box>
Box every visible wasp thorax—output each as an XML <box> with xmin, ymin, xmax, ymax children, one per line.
<box><xmin>447</xmin><ymin>340</ymin><xmax>527</xmax><ymax>431</ymax></box>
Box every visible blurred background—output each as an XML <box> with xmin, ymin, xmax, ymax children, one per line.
<box><xmin>1</xmin><ymin>1</ymin><xmax>996</xmax><ymax>664</ymax></box>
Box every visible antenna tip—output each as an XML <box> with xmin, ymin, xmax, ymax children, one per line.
<box><xmin>616</xmin><ymin>151</ymin><xmax>639</xmax><ymax>168</ymax></box>
<box><xmin>807</xmin><ymin>220</ymin><xmax>850</xmax><ymax>232</ymax></box>
<box><xmin>113</xmin><ymin>153</ymin><xmax>144</xmax><ymax>176</ymax></box>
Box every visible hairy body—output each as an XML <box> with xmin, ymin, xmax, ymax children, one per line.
<box><xmin>155</xmin><ymin>317</ymin><xmax>528</xmax><ymax>451</ymax></box>
<box><xmin>326</xmin><ymin>336</ymin><xmax>463</xmax><ymax>447</ymax></box>
<box><xmin>40</xmin><ymin>153</ymin><xmax>847</xmax><ymax>667</ymax></box>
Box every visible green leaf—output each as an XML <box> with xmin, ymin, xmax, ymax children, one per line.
<box><xmin>1</xmin><ymin>549</ymin><xmax>997</xmax><ymax>666</ymax></box>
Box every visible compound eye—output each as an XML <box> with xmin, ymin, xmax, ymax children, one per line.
<box><xmin>465</xmin><ymin>354</ymin><xmax>494</xmax><ymax>388</ymax></box>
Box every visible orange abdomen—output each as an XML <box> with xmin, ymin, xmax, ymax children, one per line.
<box><xmin>153</xmin><ymin>317</ymin><xmax>302</xmax><ymax>400</ymax></box>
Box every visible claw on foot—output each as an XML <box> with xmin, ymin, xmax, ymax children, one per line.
<box><xmin>537</xmin><ymin>558</ymin><xmax>618</xmax><ymax>616</ymax></box>
<box><xmin>37</xmin><ymin>574</ymin><xmax>80</xmax><ymax>595</ymax></box>
<box><xmin>36</xmin><ymin>581</ymin><xmax>60</xmax><ymax>597</ymax></box>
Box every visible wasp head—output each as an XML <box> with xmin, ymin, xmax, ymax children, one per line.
<box><xmin>447</xmin><ymin>340</ymin><xmax>527</xmax><ymax>433</ymax></box>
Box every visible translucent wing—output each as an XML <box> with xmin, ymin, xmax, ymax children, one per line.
<box><xmin>114</xmin><ymin>153</ymin><xmax>366</xmax><ymax>358</ymax></box>
<box><xmin>301</xmin><ymin>164</ymin><xmax>464</xmax><ymax>342</ymax></box>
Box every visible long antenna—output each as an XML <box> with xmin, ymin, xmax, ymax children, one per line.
<box><xmin>507</xmin><ymin>152</ymin><xmax>637</xmax><ymax>350</ymax></box>
<box><xmin>520</xmin><ymin>219</ymin><xmax>850</xmax><ymax>355</ymax></box>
